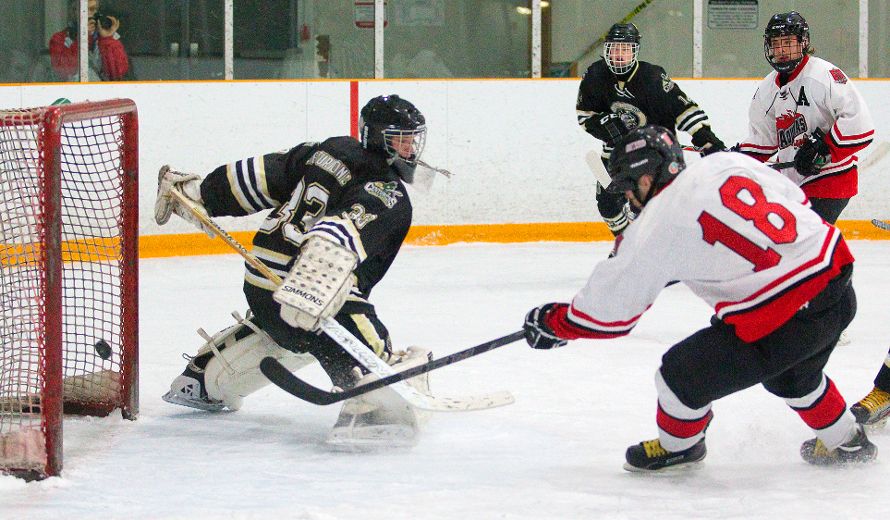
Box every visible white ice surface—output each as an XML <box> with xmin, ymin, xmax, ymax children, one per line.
<box><xmin>3</xmin><ymin>241</ymin><xmax>890</xmax><ymax>519</ymax></box>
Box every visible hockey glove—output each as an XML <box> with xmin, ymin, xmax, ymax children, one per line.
<box><xmin>154</xmin><ymin>165</ymin><xmax>217</xmax><ymax>238</ymax></box>
<box><xmin>274</xmin><ymin>234</ymin><xmax>358</xmax><ymax>331</ymax></box>
<box><xmin>691</xmin><ymin>127</ymin><xmax>726</xmax><ymax>157</ymax></box>
<box><xmin>524</xmin><ymin>303</ymin><xmax>568</xmax><ymax>350</ymax></box>
<box><xmin>794</xmin><ymin>128</ymin><xmax>830</xmax><ymax>176</ymax></box>
<box><xmin>584</xmin><ymin>113</ymin><xmax>629</xmax><ymax>146</ymax></box>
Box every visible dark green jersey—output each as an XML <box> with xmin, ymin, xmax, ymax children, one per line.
<box><xmin>200</xmin><ymin>136</ymin><xmax>412</xmax><ymax>303</ymax></box>
<box><xmin>576</xmin><ymin>60</ymin><xmax>711</xmax><ymax>159</ymax></box>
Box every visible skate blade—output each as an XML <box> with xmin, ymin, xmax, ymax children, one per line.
<box><xmin>864</xmin><ymin>416</ymin><xmax>889</xmax><ymax>433</ymax></box>
<box><xmin>325</xmin><ymin>425</ymin><xmax>418</xmax><ymax>452</ymax></box>
<box><xmin>161</xmin><ymin>391</ymin><xmax>228</xmax><ymax>412</ymax></box>
<box><xmin>622</xmin><ymin>460</ymin><xmax>705</xmax><ymax>474</ymax></box>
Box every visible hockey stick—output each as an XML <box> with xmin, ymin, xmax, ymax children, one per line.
<box><xmin>261</xmin><ymin>330</ymin><xmax>524</xmax><ymax>406</ymax></box>
<box><xmin>871</xmin><ymin>219</ymin><xmax>890</xmax><ymax>232</ymax></box>
<box><xmin>585</xmin><ymin>149</ymin><xmax>612</xmax><ymax>187</ymax></box>
<box><xmin>770</xmin><ymin>161</ymin><xmax>795</xmax><ymax>170</ymax></box>
<box><xmin>745</xmin><ymin>141</ymin><xmax>889</xmax><ymax>172</ymax></box>
<box><xmin>167</xmin><ymin>188</ymin><xmax>514</xmax><ymax>411</ymax></box>
<box><xmin>860</xmin><ymin>141</ymin><xmax>890</xmax><ymax>171</ymax></box>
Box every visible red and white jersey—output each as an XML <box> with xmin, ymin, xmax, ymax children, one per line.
<box><xmin>737</xmin><ymin>55</ymin><xmax>873</xmax><ymax>199</ymax></box>
<box><xmin>549</xmin><ymin>152</ymin><xmax>853</xmax><ymax>343</ymax></box>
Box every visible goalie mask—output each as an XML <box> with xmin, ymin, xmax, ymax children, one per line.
<box><xmin>360</xmin><ymin>95</ymin><xmax>427</xmax><ymax>183</ymax></box>
<box><xmin>764</xmin><ymin>11</ymin><xmax>810</xmax><ymax>74</ymax></box>
<box><xmin>603</xmin><ymin>23</ymin><xmax>641</xmax><ymax>75</ymax></box>
<box><xmin>606</xmin><ymin>125</ymin><xmax>685</xmax><ymax>207</ymax></box>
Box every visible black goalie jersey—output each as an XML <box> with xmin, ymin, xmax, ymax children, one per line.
<box><xmin>199</xmin><ymin>136</ymin><xmax>412</xmax><ymax>304</ymax></box>
<box><xmin>576</xmin><ymin>60</ymin><xmax>711</xmax><ymax>159</ymax></box>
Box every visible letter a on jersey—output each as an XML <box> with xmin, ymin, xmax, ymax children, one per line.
<box><xmin>796</xmin><ymin>86</ymin><xmax>810</xmax><ymax>107</ymax></box>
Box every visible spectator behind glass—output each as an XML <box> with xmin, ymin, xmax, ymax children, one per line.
<box><xmin>49</xmin><ymin>0</ymin><xmax>129</xmax><ymax>81</ymax></box>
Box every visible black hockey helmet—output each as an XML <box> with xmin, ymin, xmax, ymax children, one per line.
<box><xmin>603</xmin><ymin>23</ymin><xmax>641</xmax><ymax>75</ymax></box>
<box><xmin>359</xmin><ymin>94</ymin><xmax>426</xmax><ymax>167</ymax></box>
<box><xmin>606</xmin><ymin>125</ymin><xmax>685</xmax><ymax>205</ymax></box>
<box><xmin>763</xmin><ymin>11</ymin><xmax>810</xmax><ymax>73</ymax></box>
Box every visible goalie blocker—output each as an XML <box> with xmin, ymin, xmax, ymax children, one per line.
<box><xmin>274</xmin><ymin>235</ymin><xmax>358</xmax><ymax>331</ymax></box>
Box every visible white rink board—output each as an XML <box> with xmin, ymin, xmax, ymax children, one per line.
<box><xmin>1</xmin><ymin>78</ymin><xmax>888</xmax><ymax>234</ymax></box>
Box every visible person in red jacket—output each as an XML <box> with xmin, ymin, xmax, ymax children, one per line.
<box><xmin>49</xmin><ymin>0</ymin><xmax>129</xmax><ymax>81</ymax></box>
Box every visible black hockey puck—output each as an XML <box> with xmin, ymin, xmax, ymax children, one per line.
<box><xmin>94</xmin><ymin>339</ymin><xmax>112</xmax><ymax>360</ymax></box>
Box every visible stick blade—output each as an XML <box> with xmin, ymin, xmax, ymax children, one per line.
<box><xmin>585</xmin><ymin>150</ymin><xmax>612</xmax><ymax>188</ymax></box>
<box><xmin>871</xmin><ymin>219</ymin><xmax>890</xmax><ymax>232</ymax></box>
<box><xmin>860</xmin><ymin>141</ymin><xmax>890</xmax><ymax>171</ymax></box>
<box><xmin>260</xmin><ymin>357</ymin><xmax>339</xmax><ymax>405</ymax></box>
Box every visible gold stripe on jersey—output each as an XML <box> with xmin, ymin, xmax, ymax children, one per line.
<box><xmin>244</xmin><ymin>245</ymin><xmax>291</xmax><ymax>290</ymax></box>
<box><xmin>250</xmin><ymin>156</ymin><xmax>279</xmax><ymax>207</ymax></box>
<box><xmin>576</xmin><ymin>109</ymin><xmax>594</xmax><ymax>126</ymax></box>
<box><xmin>244</xmin><ymin>270</ymin><xmax>277</xmax><ymax>291</ymax></box>
<box><xmin>676</xmin><ymin>106</ymin><xmax>707</xmax><ymax>136</ymax></box>
<box><xmin>349</xmin><ymin>314</ymin><xmax>386</xmax><ymax>357</ymax></box>
<box><xmin>252</xmin><ymin>245</ymin><xmax>292</xmax><ymax>271</ymax></box>
<box><xmin>225</xmin><ymin>157</ymin><xmax>279</xmax><ymax>213</ymax></box>
<box><xmin>226</xmin><ymin>162</ymin><xmax>256</xmax><ymax>213</ymax></box>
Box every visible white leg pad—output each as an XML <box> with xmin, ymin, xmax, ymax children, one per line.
<box><xmin>203</xmin><ymin>322</ymin><xmax>316</xmax><ymax>411</ymax></box>
<box><xmin>326</xmin><ymin>347</ymin><xmax>433</xmax><ymax>449</ymax></box>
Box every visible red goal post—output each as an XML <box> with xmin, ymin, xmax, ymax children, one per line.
<box><xmin>0</xmin><ymin>99</ymin><xmax>139</xmax><ymax>480</ymax></box>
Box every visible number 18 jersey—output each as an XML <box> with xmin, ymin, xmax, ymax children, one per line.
<box><xmin>565</xmin><ymin>152</ymin><xmax>853</xmax><ymax>343</ymax></box>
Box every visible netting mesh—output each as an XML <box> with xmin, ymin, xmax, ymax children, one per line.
<box><xmin>0</xmin><ymin>104</ymin><xmax>133</xmax><ymax>475</ymax></box>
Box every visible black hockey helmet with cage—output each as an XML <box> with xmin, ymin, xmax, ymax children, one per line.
<box><xmin>603</xmin><ymin>23</ymin><xmax>641</xmax><ymax>75</ymax></box>
<box><xmin>359</xmin><ymin>95</ymin><xmax>426</xmax><ymax>167</ymax></box>
<box><xmin>763</xmin><ymin>11</ymin><xmax>810</xmax><ymax>74</ymax></box>
<box><xmin>606</xmin><ymin>125</ymin><xmax>685</xmax><ymax>203</ymax></box>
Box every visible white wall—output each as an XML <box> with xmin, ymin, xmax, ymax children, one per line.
<box><xmin>1</xmin><ymin>78</ymin><xmax>888</xmax><ymax>236</ymax></box>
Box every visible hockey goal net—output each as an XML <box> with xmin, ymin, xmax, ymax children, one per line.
<box><xmin>0</xmin><ymin>99</ymin><xmax>139</xmax><ymax>480</ymax></box>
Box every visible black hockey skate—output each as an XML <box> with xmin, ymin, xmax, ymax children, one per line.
<box><xmin>800</xmin><ymin>425</ymin><xmax>877</xmax><ymax>465</ymax></box>
<box><xmin>623</xmin><ymin>438</ymin><xmax>706</xmax><ymax>472</ymax></box>
<box><xmin>850</xmin><ymin>387</ymin><xmax>890</xmax><ymax>427</ymax></box>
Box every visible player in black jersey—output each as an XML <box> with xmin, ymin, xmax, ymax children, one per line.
<box><xmin>155</xmin><ymin>95</ymin><xmax>437</xmax><ymax>447</ymax></box>
<box><xmin>576</xmin><ymin>22</ymin><xmax>726</xmax><ymax>236</ymax></box>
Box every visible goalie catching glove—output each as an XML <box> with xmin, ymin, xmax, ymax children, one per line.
<box><xmin>154</xmin><ymin>165</ymin><xmax>217</xmax><ymax>237</ymax></box>
<box><xmin>274</xmin><ymin>234</ymin><xmax>358</xmax><ymax>331</ymax></box>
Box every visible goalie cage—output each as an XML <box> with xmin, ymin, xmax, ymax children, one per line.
<box><xmin>0</xmin><ymin>99</ymin><xmax>139</xmax><ymax>481</ymax></box>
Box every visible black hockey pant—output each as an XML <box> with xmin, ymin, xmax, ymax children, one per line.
<box><xmin>660</xmin><ymin>264</ymin><xmax>855</xmax><ymax>410</ymax></box>
<box><xmin>809</xmin><ymin>197</ymin><xmax>849</xmax><ymax>225</ymax></box>
<box><xmin>244</xmin><ymin>283</ymin><xmax>392</xmax><ymax>389</ymax></box>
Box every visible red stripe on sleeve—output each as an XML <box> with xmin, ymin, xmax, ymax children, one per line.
<box><xmin>545</xmin><ymin>305</ymin><xmax>629</xmax><ymax>340</ymax></box>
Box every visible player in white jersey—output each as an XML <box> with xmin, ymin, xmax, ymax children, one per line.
<box><xmin>736</xmin><ymin>11</ymin><xmax>874</xmax><ymax>225</ymax></box>
<box><xmin>523</xmin><ymin>126</ymin><xmax>876</xmax><ymax>471</ymax></box>
<box><xmin>737</xmin><ymin>10</ymin><xmax>890</xmax><ymax>430</ymax></box>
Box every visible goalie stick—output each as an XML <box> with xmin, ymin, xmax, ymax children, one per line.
<box><xmin>167</xmin><ymin>188</ymin><xmax>514</xmax><ymax>412</ymax></box>
<box><xmin>261</xmin><ymin>330</ymin><xmax>524</xmax><ymax>407</ymax></box>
